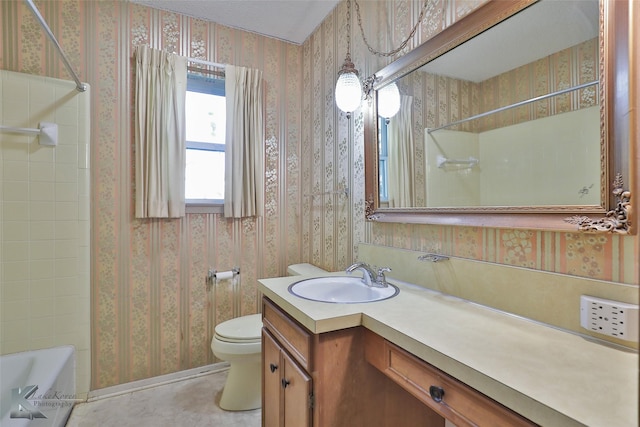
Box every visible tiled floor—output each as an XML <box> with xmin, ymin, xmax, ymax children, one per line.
<box><xmin>66</xmin><ymin>369</ymin><xmax>261</xmax><ymax>427</ymax></box>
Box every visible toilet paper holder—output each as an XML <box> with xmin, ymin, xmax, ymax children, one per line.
<box><xmin>206</xmin><ymin>267</ymin><xmax>240</xmax><ymax>289</ymax></box>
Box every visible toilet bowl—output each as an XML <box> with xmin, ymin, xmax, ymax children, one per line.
<box><xmin>211</xmin><ymin>313</ymin><xmax>263</xmax><ymax>411</ymax></box>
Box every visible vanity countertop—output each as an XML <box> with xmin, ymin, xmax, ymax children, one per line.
<box><xmin>258</xmin><ymin>273</ymin><xmax>638</xmax><ymax>427</ymax></box>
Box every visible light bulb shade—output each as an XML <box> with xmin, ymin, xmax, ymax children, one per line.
<box><xmin>335</xmin><ymin>71</ymin><xmax>363</xmax><ymax>113</ymax></box>
<box><xmin>377</xmin><ymin>82</ymin><xmax>401</xmax><ymax>119</ymax></box>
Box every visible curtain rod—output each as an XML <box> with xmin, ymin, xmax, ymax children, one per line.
<box><xmin>187</xmin><ymin>66</ymin><xmax>224</xmax><ymax>78</ymax></box>
<box><xmin>187</xmin><ymin>57</ymin><xmax>225</xmax><ymax>69</ymax></box>
<box><xmin>427</xmin><ymin>80</ymin><xmax>599</xmax><ymax>133</ymax></box>
<box><xmin>24</xmin><ymin>0</ymin><xmax>87</xmax><ymax>92</ymax></box>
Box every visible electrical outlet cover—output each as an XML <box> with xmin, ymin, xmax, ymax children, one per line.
<box><xmin>580</xmin><ymin>295</ymin><xmax>639</xmax><ymax>342</ymax></box>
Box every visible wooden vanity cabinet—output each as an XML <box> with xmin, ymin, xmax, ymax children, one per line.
<box><xmin>364</xmin><ymin>329</ymin><xmax>538</xmax><ymax>427</ymax></box>
<box><xmin>263</xmin><ymin>328</ymin><xmax>312</xmax><ymax>427</ymax></box>
<box><xmin>262</xmin><ymin>296</ymin><xmax>538</xmax><ymax>427</ymax></box>
<box><xmin>262</xmin><ymin>297</ymin><xmax>443</xmax><ymax>427</ymax></box>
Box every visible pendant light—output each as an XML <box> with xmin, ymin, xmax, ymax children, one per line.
<box><xmin>335</xmin><ymin>0</ymin><xmax>362</xmax><ymax>118</ymax></box>
<box><xmin>353</xmin><ymin>0</ymin><xmax>432</xmax><ymax>120</ymax></box>
<box><xmin>377</xmin><ymin>82</ymin><xmax>400</xmax><ymax>122</ymax></box>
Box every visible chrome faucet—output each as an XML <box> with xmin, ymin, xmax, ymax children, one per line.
<box><xmin>346</xmin><ymin>262</ymin><xmax>391</xmax><ymax>288</ymax></box>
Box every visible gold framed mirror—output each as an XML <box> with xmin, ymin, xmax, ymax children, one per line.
<box><xmin>363</xmin><ymin>0</ymin><xmax>636</xmax><ymax>233</ymax></box>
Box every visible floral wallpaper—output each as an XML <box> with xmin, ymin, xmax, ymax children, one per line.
<box><xmin>1</xmin><ymin>0</ymin><xmax>636</xmax><ymax>390</ymax></box>
<box><xmin>1</xmin><ymin>0</ymin><xmax>309</xmax><ymax>388</ymax></box>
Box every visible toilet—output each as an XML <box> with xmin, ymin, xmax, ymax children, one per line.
<box><xmin>211</xmin><ymin>313</ymin><xmax>263</xmax><ymax>411</ymax></box>
<box><xmin>211</xmin><ymin>263</ymin><xmax>327</xmax><ymax>411</ymax></box>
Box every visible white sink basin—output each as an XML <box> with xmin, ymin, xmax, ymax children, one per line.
<box><xmin>288</xmin><ymin>276</ymin><xmax>399</xmax><ymax>303</ymax></box>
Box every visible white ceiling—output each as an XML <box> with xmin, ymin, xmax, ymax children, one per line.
<box><xmin>129</xmin><ymin>0</ymin><xmax>340</xmax><ymax>45</ymax></box>
<box><xmin>421</xmin><ymin>0</ymin><xmax>599</xmax><ymax>82</ymax></box>
<box><xmin>130</xmin><ymin>0</ymin><xmax>599</xmax><ymax>80</ymax></box>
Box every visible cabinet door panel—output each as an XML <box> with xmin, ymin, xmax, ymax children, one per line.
<box><xmin>263</xmin><ymin>330</ymin><xmax>282</xmax><ymax>427</ymax></box>
<box><xmin>263</xmin><ymin>298</ymin><xmax>313</xmax><ymax>370</ymax></box>
<box><xmin>282</xmin><ymin>350</ymin><xmax>312</xmax><ymax>427</ymax></box>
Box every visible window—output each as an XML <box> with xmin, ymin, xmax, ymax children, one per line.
<box><xmin>378</xmin><ymin>117</ymin><xmax>389</xmax><ymax>203</ymax></box>
<box><xmin>185</xmin><ymin>74</ymin><xmax>226</xmax><ymax>205</ymax></box>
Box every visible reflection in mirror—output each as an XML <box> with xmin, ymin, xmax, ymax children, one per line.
<box><xmin>377</xmin><ymin>0</ymin><xmax>602</xmax><ymax>210</ymax></box>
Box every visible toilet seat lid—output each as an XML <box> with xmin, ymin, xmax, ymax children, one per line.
<box><xmin>215</xmin><ymin>313</ymin><xmax>263</xmax><ymax>341</ymax></box>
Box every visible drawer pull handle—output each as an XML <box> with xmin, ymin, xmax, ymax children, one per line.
<box><xmin>429</xmin><ymin>385</ymin><xmax>445</xmax><ymax>403</ymax></box>
<box><xmin>270</xmin><ymin>363</ymin><xmax>278</xmax><ymax>373</ymax></box>
<box><xmin>281</xmin><ymin>378</ymin><xmax>290</xmax><ymax>388</ymax></box>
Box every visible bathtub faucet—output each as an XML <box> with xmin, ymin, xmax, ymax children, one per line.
<box><xmin>346</xmin><ymin>262</ymin><xmax>391</xmax><ymax>288</ymax></box>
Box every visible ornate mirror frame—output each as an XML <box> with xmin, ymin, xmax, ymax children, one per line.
<box><xmin>363</xmin><ymin>0</ymin><xmax>637</xmax><ymax>234</ymax></box>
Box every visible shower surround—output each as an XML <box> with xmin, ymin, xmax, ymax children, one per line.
<box><xmin>0</xmin><ymin>70</ymin><xmax>91</xmax><ymax>397</ymax></box>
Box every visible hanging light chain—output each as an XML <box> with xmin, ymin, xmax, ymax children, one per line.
<box><xmin>338</xmin><ymin>0</ymin><xmax>358</xmax><ymax>77</ymax></box>
<box><xmin>346</xmin><ymin>0</ymin><xmax>351</xmax><ymax>57</ymax></box>
<box><xmin>354</xmin><ymin>0</ymin><xmax>432</xmax><ymax>58</ymax></box>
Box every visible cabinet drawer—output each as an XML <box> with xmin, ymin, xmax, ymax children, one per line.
<box><xmin>365</xmin><ymin>330</ymin><xmax>536</xmax><ymax>427</ymax></box>
<box><xmin>263</xmin><ymin>297</ymin><xmax>313</xmax><ymax>371</ymax></box>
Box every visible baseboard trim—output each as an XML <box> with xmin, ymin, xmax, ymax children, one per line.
<box><xmin>87</xmin><ymin>362</ymin><xmax>230</xmax><ymax>402</ymax></box>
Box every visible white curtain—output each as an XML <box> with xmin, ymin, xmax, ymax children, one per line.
<box><xmin>224</xmin><ymin>65</ymin><xmax>264</xmax><ymax>218</ymax></box>
<box><xmin>134</xmin><ymin>45</ymin><xmax>187</xmax><ymax>218</ymax></box>
<box><xmin>387</xmin><ymin>95</ymin><xmax>415</xmax><ymax>207</ymax></box>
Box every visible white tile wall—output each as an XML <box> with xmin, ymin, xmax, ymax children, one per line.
<box><xmin>480</xmin><ymin>106</ymin><xmax>601</xmax><ymax>206</ymax></box>
<box><xmin>425</xmin><ymin>106</ymin><xmax>601</xmax><ymax>207</ymax></box>
<box><xmin>0</xmin><ymin>70</ymin><xmax>91</xmax><ymax>397</ymax></box>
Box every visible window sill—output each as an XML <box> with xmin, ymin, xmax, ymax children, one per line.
<box><xmin>186</xmin><ymin>201</ymin><xmax>224</xmax><ymax>214</ymax></box>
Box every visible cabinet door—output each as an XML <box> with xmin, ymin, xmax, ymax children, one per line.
<box><xmin>263</xmin><ymin>330</ymin><xmax>282</xmax><ymax>427</ymax></box>
<box><xmin>282</xmin><ymin>349</ymin><xmax>313</xmax><ymax>427</ymax></box>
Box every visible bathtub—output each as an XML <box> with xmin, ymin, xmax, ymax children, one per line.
<box><xmin>0</xmin><ymin>346</ymin><xmax>76</xmax><ymax>427</ymax></box>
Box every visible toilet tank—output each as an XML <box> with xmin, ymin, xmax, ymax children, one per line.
<box><xmin>287</xmin><ymin>263</ymin><xmax>328</xmax><ymax>276</ymax></box>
